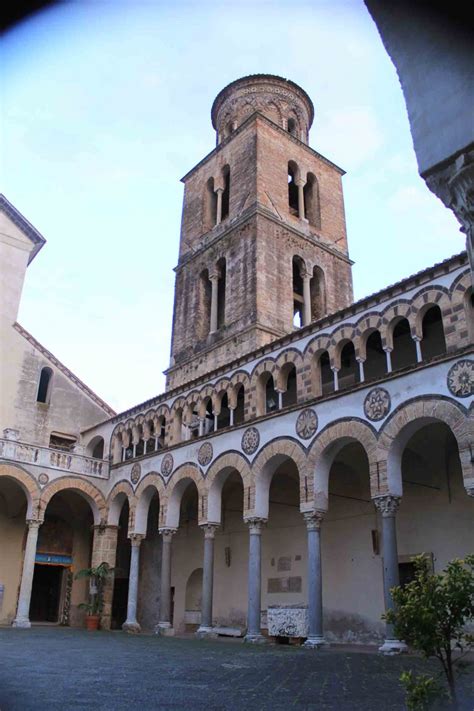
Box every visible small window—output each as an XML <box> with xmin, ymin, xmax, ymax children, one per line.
<box><xmin>37</xmin><ymin>367</ymin><xmax>53</xmax><ymax>404</ymax></box>
<box><xmin>49</xmin><ymin>432</ymin><xmax>77</xmax><ymax>452</ymax></box>
<box><xmin>287</xmin><ymin>118</ymin><xmax>297</xmax><ymax>136</ymax></box>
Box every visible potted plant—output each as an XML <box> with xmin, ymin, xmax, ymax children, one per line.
<box><xmin>75</xmin><ymin>562</ymin><xmax>114</xmax><ymax>631</ymax></box>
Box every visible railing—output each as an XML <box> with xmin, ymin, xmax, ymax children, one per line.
<box><xmin>0</xmin><ymin>438</ymin><xmax>109</xmax><ymax>478</ymax></box>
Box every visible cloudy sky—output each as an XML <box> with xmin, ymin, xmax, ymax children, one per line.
<box><xmin>3</xmin><ymin>0</ymin><xmax>464</xmax><ymax>413</ymax></box>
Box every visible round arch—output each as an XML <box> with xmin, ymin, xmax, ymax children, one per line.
<box><xmin>0</xmin><ymin>464</ymin><xmax>40</xmax><ymax>519</ymax></box>
<box><xmin>164</xmin><ymin>464</ymin><xmax>203</xmax><ymax>529</ymax></box>
<box><xmin>133</xmin><ymin>473</ymin><xmax>165</xmax><ymax>533</ymax></box>
<box><xmin>107</xmin><ymin>481</ymin><xmax>135</xmax><ymax>526</ymax></box>
<box><xmin>251</xmin><ymin>438</ymin><xmax>308</xmax><ymax>519</ymax></box>
<box><xmin>206</xmin><ymin>452</ymin><xmax>251</xmax><ymax>523</ymax></box>
<box><xmin>39</xmin><ymin>477</ymin><xmax>107</xmax><ymax>525</ymax></box>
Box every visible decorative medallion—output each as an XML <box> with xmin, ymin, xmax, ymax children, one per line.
<box><xmin>198</xmin><ymin>441</ymin><xmax>213</xmax><ymax>467</ymax></box>
<box><xmin>38</xmin><ymin>472</ymin><xmax>49</xmax><ymax>486</ymax></box>
<box><xmin>447</xmin><ymin>359</ymin><xmax>474</xmax><ymax>398</ymax></box>
<box><xmin>161</xmin><ymin>453</ymin><xmax>174</xmax><ymax>477</ymax></box>
<box><xmin>295</xmin><ymin>408</ymin><xmax>318</xmax><ymax>440</ymax></box>
<box><xmin>364</xmin><ymin>388</ymin><xmax>391</xmax><ymax>422</ymax></box>
<box><xmin>130</xmin><ymin>463</ymin><xmax>141</xmax><ymax>485</ymax></box>
<box><xmin>241</xmin><ymin>427</ymin><xmax>260</xmax><ymax>455</ymax></box>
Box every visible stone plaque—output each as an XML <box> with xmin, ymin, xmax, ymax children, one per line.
<box><xmin>295</xmin><ymin>408</ymin><xmax>318</xmax><ymax>439</ymax></box>
<box><xmin>198</xmin><ymin>441</ymin><xmax>213</xmax><ymax>467</ymax></box>
<box><xmin>277</xmin><ymin>556</ymin><xmax>292</xmax><ymax>572</ymax></box>
<box><xmin>267</xmin><ymin>576</ymin><xmax>302</xmax><ymax>593</ymax></box>
<box><xmin>241</xmin><ymin>427</ymin><xmax>260</xmax><ymax>455</ymax></box>
<box><xmin>364</xmin><ymin>387</ymin><xmax>391</xmax><ymax>421</ymax></box>
<box><xmin>447</xmin><ymin>359</ymin><xmax>474</xmax><ymax>398</ymax></box>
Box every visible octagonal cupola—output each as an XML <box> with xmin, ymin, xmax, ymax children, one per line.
<box><xmin>211</xmin><ymin>74</ymin><xmax>314</xmax><ymax>145</ymax></box>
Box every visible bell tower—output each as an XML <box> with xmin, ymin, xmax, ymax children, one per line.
<box><xmin>165</xmin><ymin>75</ymin><xmax>353</xmax><ymax>390</ymax></box>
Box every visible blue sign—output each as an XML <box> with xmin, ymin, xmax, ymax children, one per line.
<box><xmin>35</xmin><ymin>553</ymin><xmax>72</xmax><ymax>566</ymax></box>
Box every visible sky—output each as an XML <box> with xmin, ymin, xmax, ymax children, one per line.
<box><xmin>2</xmin><ymin>0</ymin><xmax>465</xmax><ymax>414</ymax></box>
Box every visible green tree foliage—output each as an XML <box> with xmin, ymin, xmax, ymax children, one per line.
<box><xmin>385</xmin><ymin>554</ymin><xmax>474</xmax><ymax>708</ymax></box>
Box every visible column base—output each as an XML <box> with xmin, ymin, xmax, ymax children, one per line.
<box><xmin>243</xmin><ymin>633</ymin><xmax>267</xmax><ymax>644</ymax></box>
<box><xmin>304</xmin><ymin>635</ymin><xmax>327</xmax><ymax>649</ymax></box>
<box><xmin>379</xmin><ymin>638</ymin><xmax>408</xmax><ymax>655</ymax></box>
<box><xmin>122</xmin><ymin>621</ymin><xmax>141</xmax><ymax>633</ymax></box>
<box><xmin>12</xmin><ymin>617</ymin><xmax>31</xmax><ymax>629</ymax></box>
<box><xmin>196</xmin><ymin>626</ymin><xmax>218</xmax><ymax>639</ymax></box>
<box><xmin>155</xmin><ymin>622</ymin><xmax>175</xmax><ymax>636</ymax></box>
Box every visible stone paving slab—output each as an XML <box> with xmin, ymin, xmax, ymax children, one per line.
<box><xmin>0</xmin><ymin>628</ymin><xmax>473</xmax><ymax>710</ymax></box>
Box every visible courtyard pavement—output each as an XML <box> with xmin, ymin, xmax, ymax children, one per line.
<box><xmin>0</xmin><ymin>628</ymin><xmax>473</xmax><ymax>710</ymax></box>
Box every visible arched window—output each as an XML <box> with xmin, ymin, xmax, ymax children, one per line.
<box><xmin>233</xmin><ymin>384</ymin><xmax>245</xmax><ymax>425</ymax></box>
<box><xmin>319</xmin><ymin>351</ymin><xmax>333</xmax><ymax>395</ymax></box>
<box><xmin>204</xmin><ymin>398</ymin><xmax>214</xmax><ymax>435</ymax></box>
<box><xmin>217</xmin><ymin>393</ymin><xmax>231</xmax><ymax>430</ymax></box>
<box><xmin>304</xmin><ymin>173</ymin><xmax>321</xmax><ymax>229</ymax></box>
<box><xmin>199</xmin><ymin>268</ymin><xmax>212</xmax><ymax>339</ymax></box>
<box><xmin>155</xmin><ymin>417</ymin><xmax>166</xmax><ymax>450</ymax></box>
<box><xmin>217</xmin><ymin>257</ymin><xmax>226</xmax><ymax>329</ymax></box>
<box><xmin>204</xmin><ymin>177</ymin><xmax>217</xmax><ymax>231</ymax></box>
<box><xmin>421</xmin><ymin>306</ymin><xmax>446</xmax><ymax>360</ymax></box>
<box><xmin>310</xmin><ymin>266</ymin><xmax>326</xmax><ymax>321</ymax></box>
<box><xmin>282</xmin><ymin>364</ymin><xmax>297</xmax><ymax>407</ymax></box>
<box><xmin>391</xmin><ymin>318</ymin><xmax>417</xmax><ymax>370</ymax></box>
<box><xmin>174</xmin><ymin>408</ymin><xmax>183</xmax><ymax>444</ymax></box>
<box><xmin>221</xmin><ymin>165</ymin><xmax>230</xmax><ymax>221</ymax></box>
<box><xmin>257</xmin><ymin>373</ymin><xmax>278</xmax><ymax>416</ymax></box>
<box><xmin>37</xmin><ymin>367</ymin><xmax>53</xmax><ymax>404</ymax></box>
<box><xmin>338</xmin><ymin>341</ymin><xmax>359</xmax><ymax>389</ymax></box>
<box><xmin>364</xmin><ymin>331</ymin><xmax>386</xmax><ymax>380</ymax></box>
<box><xmin>87</xmin><ymin>436</ymin><xmax>105</xmax><ymax>459</ymax></box>
<box><xmin>287</xmin><ymin>117</ymin><xmax>297</xmax><ymax>136</ymax></box>
<box><xmin>288</xmin><ymin>161</ymin><xmax>299</xmax><ymax>215</ymax></box>
<box><xmin>292</xmin><ymin>257</ymin><xmax>304</xmax><ymax>328</ymax></box>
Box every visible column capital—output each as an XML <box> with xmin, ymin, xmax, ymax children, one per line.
<box><xmin>159</xmin><ymin>527</ymin><xmax>178</xmax><ymax>542</ymax></box>
<box><xmin>383</xmin><ymin>346</ymin><xmax>393</xmax><ymax>353</ymax></box>
<box><xmin>411</xmin><ymin>334</ymin><xmax>421</xmax><ymax>343</ymax></box>
<box><xmin>244</xmin><ymin>517</ymin><xmax>267</xmax><ymax>534</ymax></box>
<box><xmin>373</xmin><ymin>495</ymin><xmax>401</xmax><ymax>517</ymax></box>
<box><xmin>303</xmin><ymin>510</ymin><xmax>325</xmax><ymax>530</ymax></box>
<box><xmin>294</xmin><ymin>177</ymin><xmax>306</xmax><ymax>188</ymax></box>
<box><xmin>199</xmin><ymin>523</ymin><xmax>220</xmax><ymax>539</ymax></box>
<box><xmin>209</xmin><ymin>271</ymin><xmax>220</xmax><ymax>282</ymax></box>
<box><xmin>330</xmin><ymin>366</ymin><xmax>340</xmax><ymax>373</ymax></box>
<box><xmin>129</xmin><ymin>533</ymin><xmax>145</xmax><ymax>546</ymax></box>
<box><xmin>356</xmin><ymin>356</ymin><xmax>365</xmax><ymax>364</ymax></box>
<box><xmin>26</xmin><ymin>518</ymin><xmax>43</xmax><ymax>530</ymax></box>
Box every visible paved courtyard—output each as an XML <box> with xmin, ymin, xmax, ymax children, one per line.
<box><xmin>0</xmin><ymin>628</ymin><xmax>473</xmax><ymax>710</ymax></box>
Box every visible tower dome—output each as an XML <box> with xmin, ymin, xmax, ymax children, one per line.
<box><xmin>211</xmin><ymin>74</ymin><xmax>314</xmax><ymax>145</ymax></box>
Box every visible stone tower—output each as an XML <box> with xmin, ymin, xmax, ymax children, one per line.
<box><xmin>165</xmin><ymin>75</ymin><xmax>353</xmax><ymax>390</ymax></box>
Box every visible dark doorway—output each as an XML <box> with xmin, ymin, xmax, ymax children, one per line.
<box><xmin>111</xmin><ymin>578</ymin><xmax>129</xmax><ymax>629</ymax></box>
<box><xmin>29</xmin><ymin>565</ymin><xmax>63</xmax><ymax>622</ymax></box>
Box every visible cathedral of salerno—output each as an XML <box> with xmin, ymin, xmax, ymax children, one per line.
<box><xmin>1</xmin><ymin>75</ymin><xmax>472</xmax><ymax>652</ymax></box>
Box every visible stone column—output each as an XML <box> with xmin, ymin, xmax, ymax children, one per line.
<box><xmin>229</xmin><ymin>408</ymin><xmax>234</xmax><ymax>426</ymax></box>
<box><xmin>384</xmin><ymin>348</ymin><xmax>393</xmax><ymax>373</ymax></box>
<box><xmin>244</xmin><ymin>517</ymin><xmax>267</xmax><ymax>643</ymax></box>
<box><xmin>215</xmin><ymin>187</ymin><xmax>224</xmax><ymax>225</ymax></box>
<box><xmin>156</xmin><ymin>528</ymin><xmax>177</xmax><ymax>635</ymax></box>
<box><xmin>302</xmin><ymin>272</ymin><xmax>312</xmax><ymax>326</ymax></box>
<box><xmin>412</xmin><ymin>336</ymin><xmax>422</xmax><ymax>362</ymax></box>
<box><xmin>13</xmin><ymin>519</ymin><xmax>42</xmax><ymax>628</ymax></box>
<box><xmin>296</xmin><ymin>178</ymin><xmax>306</xmax><ymax>220</ymax></box>
<box><xmin>303</xmin><ymin>511</ymin><xmax>326</xmax><ymax>648</ymax></box>
<box><xmin>374</xmin><ymin>495</ymin><xmax>407</xmax><ymax>654</ymax></box>
<box><xmin>123</xmin><ymin>534</ymin><xmax>144</xmax><ymax>633</ymax></box>
<box><xmin>357</xmin><ymin>358</ymin><xmax>365</xmax><ymax>383</ymax></box>
<box><xmin>197</xmin><ymin>524</ymin><xmax>219</xmax><ymax>638</ymax></box>
<box><xmin>209</xmin><ymin>273</ymin><xmax>219</xmax><ymax>333</ymax></box>
<box><xmin>198</xmin><ymin>417</ymin><xmax>205</xmax><ymax>437</ymax></box>
<box><xmin>276</xmin><ymin>389</ymin><xmax>283</xmax><ymax>410</ymax></box>
<box><xmin>332</xmin><ymin>367</ymin><xmax>339</xmax><ymax>391</ymax></box>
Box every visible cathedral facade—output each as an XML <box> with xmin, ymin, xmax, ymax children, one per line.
<box><xmin>1</xmin><ymin>76</ymin><xmax>473</xmax><ymax>650</ymax></box>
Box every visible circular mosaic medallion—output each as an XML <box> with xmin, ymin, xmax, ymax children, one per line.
<box><xmin>38</xmin><ymin>472</ymin><xmax>49</xmax><ymax>486</ymax></box>
<box><xmin>241</xmin><ymin>427</ymin><xmax>260</xmax><ymax>455</ymax></box>
<box><xmin>447</xmin><ymin>359</ymin><xmax>474</xmax><ymax>398</ymax></box>
<box><xmin>161</xmin><ymin>453</ymin><xmax>174</xmax><ymax>477</ymax></box>
<box><xmin>130</xmin><ymin>462</ymin><xmax>141</xmax><ymax>485</ymax></box>
<box><xmin>198</xmin><ymin>442</ymin><xmax>213</xmax><ymax>467</ymax></box>
<box><xmin>364</xmin><ymin>387</ymin><xmax>391</xmax><ymax>421</ymax></box>
<box><xmin>295</xmin><ymin>408</ymin><xmax>318</xmax><ymax>439</ymax></box>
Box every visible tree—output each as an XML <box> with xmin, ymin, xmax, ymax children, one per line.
<box><xmin>385</xmin><ymin>554</ymin><xmax>474</xmax><ymax>709</ymax></box>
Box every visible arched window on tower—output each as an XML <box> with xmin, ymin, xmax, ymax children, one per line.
<box><xmin>37</xmin><ymin>367</ymin><xmax>53</xmax><ymax>404</ymax></box>
<box><xmin>233</xmin><ymin>384</ymin><xmax>245</xmax><ymax>425</ymax></box>
<box><xmin>292</xmin><ymin>257</ymin><xmax>304</xmax><ymax>328</ymax></box>
<box><xmin>217</xmin><ymin>393</ymin><xmax>231</xmax><ymax>430</ymax></box>
<box><xmin>288</xmin><ymin>161</ymin><xmax>299</xmax><ymax>215</ymax></box>
<box><xmin>199</xmin><ymin>269</ymin><xmax>212</xmax><ymax>339</ymax></box>
<box><xmin>221</xmin><ymin>165</ymin><xmax>230</xmax><ymax>221</ymax></box>
<box><xmin>304</xmin><ymin>173</ymin><xmax>321</xmax><ymax>229</ymax></box>
<box><xmin>281</xmin><ymin>364</ymin><xmax>297</xmax><ymax>407</ymax></box>
<box><xmin>217</xmin><ymin>258</ymin><xmax>226</xmax><ymax>329</ymax></box>
<box><xmin>287</xmin><ymin>117</ymin><xmax>297</xmax><ymax>136</ymax></box>
<box><xmin>310</xmin><ymin>265</ymin><xmax>326</xmax><ymax>321</ymax></box>
<box><xmin>204</xmin><ymin>177</ymin><xmax>217</xmax><ymax>231</ymax></box>
<box><xmin>420</xmin><ymin>306</ymin><xmax>446</xmax><ymax>360</ymax></box>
